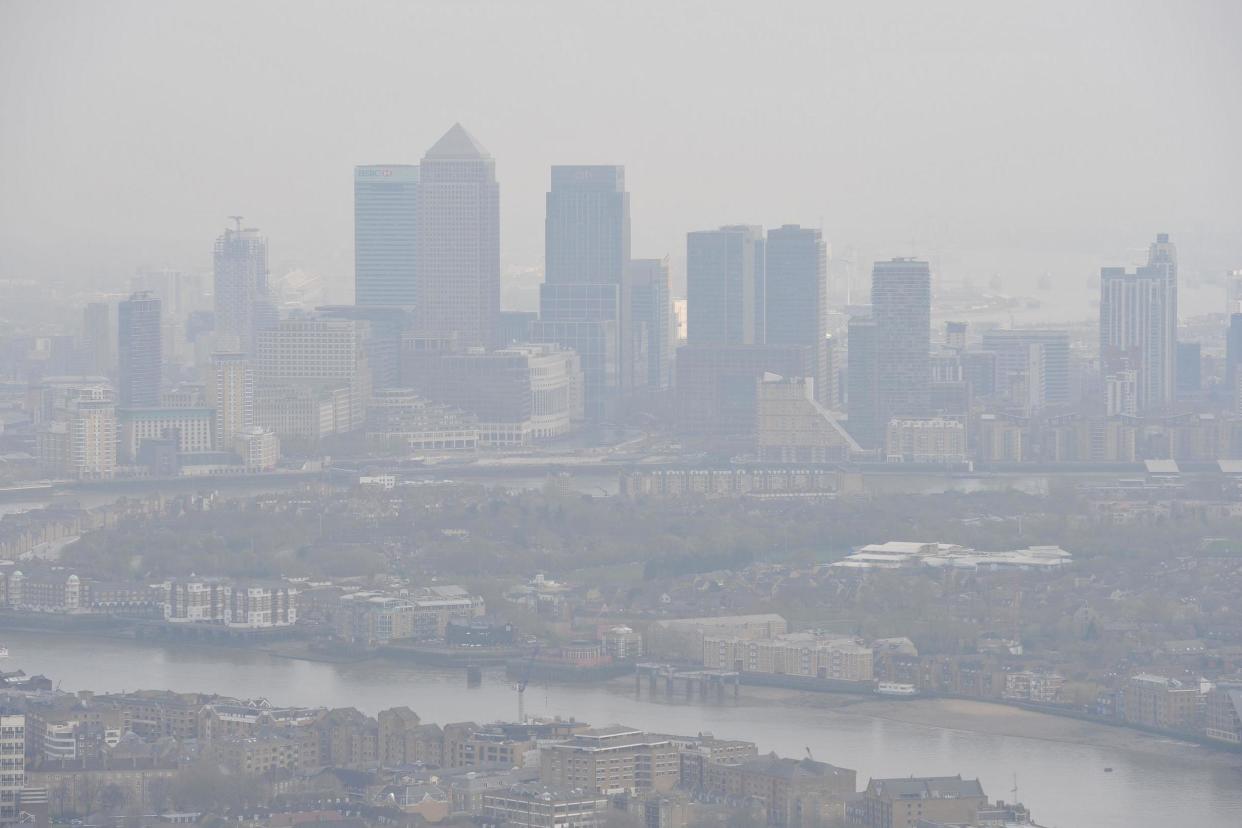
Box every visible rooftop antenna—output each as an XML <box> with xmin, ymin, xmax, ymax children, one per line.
<box><xmin>229</xmin><ymin>215</ymin><xmax>244</xmax><ymax>232</ymax></box>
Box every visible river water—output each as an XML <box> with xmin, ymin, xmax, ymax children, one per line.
<box><xmin>8</xmin><ymin>631</ymin><xmax>1241</xmax><ymax>827</ymax></box>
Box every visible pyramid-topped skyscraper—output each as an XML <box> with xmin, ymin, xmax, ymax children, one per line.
<box><xmin>415</xmin><ymin>123</ymin><xmax>499</xmax><ymax>347</ymax></box>
<box><xmin>424</xmin><ymin>122</ymin><xmax>492</xmax><ymax>160</ymax></box>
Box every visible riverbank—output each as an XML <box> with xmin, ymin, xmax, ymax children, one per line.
<box><xmin>9</xmin><ymin>623</ymin><xmax>1242</xmax><ymax>765</ymax></box>
<box><xmin>732</xmin><ymin>686</ymin><xmax>1242</xmax><ymax>766</ymax></box>
<box><xmin>4</xmin><ymin>628</ymin><xmax>1239</xmax><ymax>827</ymax></box>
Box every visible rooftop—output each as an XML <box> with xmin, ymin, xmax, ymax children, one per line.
<box><xmin>425</xmin><ymin>123</ymin><xmax>490</xmax><ymax>160</ymax></box>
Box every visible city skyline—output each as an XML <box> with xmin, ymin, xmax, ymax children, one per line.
<box><xmin>3</xmin><ymin>2</ymin><xmax>1240</xmax><ymax>304</ymax></box>
<box><xmin>5</xmin><ymin>5</ymin><xmax>1242</xmax><ymax>827</ymax></box>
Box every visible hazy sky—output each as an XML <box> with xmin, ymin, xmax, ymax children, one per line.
<box><xmin>2</xmin><ymin>0</ymin><xmax>1240</xmax><ymax>306</ymax></box>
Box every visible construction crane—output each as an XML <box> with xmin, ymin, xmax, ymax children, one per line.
<box><xmin>516</xmin><ymin>644</ymin><xmax>540</xmax><ymax>724</ymax></box>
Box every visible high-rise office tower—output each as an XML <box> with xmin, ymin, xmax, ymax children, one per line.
<box><xmin>1176</xmin><ymin>342</ymin><xmax>1201</xmax><ymax>398</ymax></box>
<box><xmin>81</xmin><ymin>302</ymin><xmax>113</xmax><ymax>376</ymax></box>
<box><xmin>627</xmin><ymin>257</ymin><xmax>673</xmax><ymax>391</ymax></box>
<box><xmin>1226</xmin><ymin>314</ymin><xmax>1242</xmax><ymax>413</ymax></box>
<box><xmin>534</xmin><ymin>165</ymin><xmax>631</xmax><ymax>418</ymax></box>
<box><xmin>132</xmin><ymin>268</ymin><xmax>201</xmax><ymax>367</ymax></box>
<box><xmin>213</xmin><ymin>220</ymin><xmax>270</xmax><ymax>354</ymax></box>
<box><xmin>765</xmin><ymin>225</ymin><xmax>828</xmax><ymax>402</ymax></box>
<box><xmin>545</xmin><ymin>165</ymin><xmax>630</xmax><ymax>287</ymax></box>
<box><xmin>355</xmin><ymin>165</ymin><xmax>419</xmax><ymax>306</ymax></box>
<box><xmin>871</xmin><ymin>258</ymin><xmax>931</xmax><ymax>425</ymax></box>
<box><xmin>117</xmin><ymin>292</ymin><xmax>162</xmax><ymax>408</ymax></box>
<box><xmin>979</xmin><ymin>330</ymin><xmax>1071</xmax><ymax>409</ymax></box>
<box><xmin>414</xmin><ymin>124</ymin><xmax>499</xmax><ymax>348</ymax></box>
<box><xmin>846</xmin><ymin>316</ymin><xmax>880</xmax><ymax>449</ymax></box>
<box><xmin>1227</xmin><ymin>314</ymin><xmax>1242</xmax><ymax>384</ymax></box>
<box><xmin>1099</xmin><ymin>233</ymin><xmax>1178</xmax><ymax>413</ymax></box>
<box><xmin>686</xmin><ymin>225</ymin><xmax>764</xmax><ymax>346</ymax></box>
<box><xmin>208</xmin><ymin>351</ymin><xmax>255</xmax><ymax>450</ymax></box>
<box><xmin>1227</xmin><ymin>269</ymin><xmax>1242</xmax><ymax>315</ymax></box>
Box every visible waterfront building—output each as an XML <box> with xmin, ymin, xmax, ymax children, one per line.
<box><xmin>702</xmin><ymin>632</ymin><xmax>874</xmax><ymax>682</ymax></box>
<box><xmin>163</xmin><ymin>578</ymin><xmax>298</xmax><ymax>628</ymax></box>
<box><xmin>1204</xmin><ymin>678</ymin><xmax>1242</xmax><ymax>744</ymax></box>
<box><xmin>1121</xmin><ymin>673</ymin><xmax>1200</xmax><ymax>730</ymax></box>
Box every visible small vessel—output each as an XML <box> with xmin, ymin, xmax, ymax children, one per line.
<box><xmin>1104</xmin><ymin>767</ymin><xmax>1114</xmax><ymax>773</ymax></box>
<box><xmin>0</xmin><ymin>647</ymin><xmax>9</xmax><ymax>659</ymax></box>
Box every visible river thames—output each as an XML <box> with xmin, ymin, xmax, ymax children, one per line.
<box><xmin>7</xmin><ymin>631</ymin><xmax>1241</xmax><ymax>827</ymax></box>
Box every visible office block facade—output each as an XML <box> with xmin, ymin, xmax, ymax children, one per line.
<box><xmin>765</xmin><ymin>226</ymin><xmax>828</xmax><ymax>403</ymax></box>
<box><xmin>355</xmin><ymin>164</ymin><xmax>419</xmax><ymax>306</ymax></box>
<box><xmin>687</xmin><ymin>225</ymin><xmax>764</xmax><ymax>346</ymax></box>
<box><xmin>871</xmin><ymin>258</ymin><xmax>931</xmax><ymax>426</ymax></box>
<box><xmin>213</xmin><ymin>222</ymin><xmax>270</xmax><ymax>354</ymax></box>
<box><xmin>1100</xmin><ymin>233</ymin><xmax>1178</xmax><ymax>413</ymax></box>
<box><xmin>628</xmin><ymin>257</ymin><xmax>674</xmax><ymax>390</ymax></box>
<box><xmin>415</xmin><ymin>124</ymin><xmax>500</xmax><ymax>347</ymax></box>
<box><xmin>117</xmin><ymin>292</ymin><xmax>162</xmax><ymax>408</ymax></box>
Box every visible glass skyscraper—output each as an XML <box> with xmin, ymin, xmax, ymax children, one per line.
<box><xmin>627</xmin><ymin>257</ymin><xmax>673</xmax><ymax>391</ymax></box>
<box><xmin>686</xmin><ymin>225</ymin><xmax>764</xmax><ymax>346</ymax></box>
<box><xmin>355</xmin><ymin>164</ymin><xmax>419</xmax><ymax>307</ymax></box>
<box><xmin>117</xmin><ymin>291</ymin><xmax>162</xmax><ymax>408</ymax></box>
<box><xmin>765</xmin><ymin>225</ymin><xmax>828</xmax><ymax>403</ymax></box>
<box><xmin>414</xmin><ymin>124</ymin><xmax>500</xmax><ymax>348</ymax></box>
<box><xmin>871</xmin><ymin>258</ymin><xmax>932</xmax><ymax>425</ymax></box>
<box><xmin>535</xmin><ymin>165</ymin><xmax>631</xmax><ymax>419</ymax></box>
